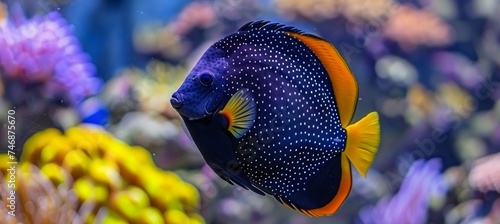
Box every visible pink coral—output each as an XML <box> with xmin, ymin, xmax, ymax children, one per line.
<box><xmin>274</xmin><ymin>0</ymin><xmax>395</xmax><ymax>22</ymax></box>
<box><xmin>383</xmin><ymin>5</ymin><xmax>452</xmax><ymax>50</ymax></box>
<box><xmin>171</xmin><ymin>2</ymin><xmax>217</xmax><ymax>36</ymax></box>
<box><xmin>469</xmin><ymin>153</ymin><xmax>500</xmax><ymax>193</ymax></box>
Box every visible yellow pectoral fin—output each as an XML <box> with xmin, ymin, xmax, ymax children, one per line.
<box><xmin>219</xmin><ymin>88</ymin><xmax>256</xmax><ymax>139</ymax></box>
<box><xmin>306</xmin><ymin>154</ymin><xmax>353</xmax><ymax>217</ymax></box>
<box><xmin>344</xmin><ymin>111</ymin><xmax>380</xmax><ymax>177</ymax></box>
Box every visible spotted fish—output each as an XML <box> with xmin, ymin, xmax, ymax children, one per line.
<box><xmin>170</xmin><ymin>21</ymin><xmax>380</xmax><ymax>217</ymax></box>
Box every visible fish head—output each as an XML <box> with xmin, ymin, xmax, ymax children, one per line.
<box><xmin>171</xmin><ymin>48</ymin><xmax>227</xmax><ymax>120</ymax></box>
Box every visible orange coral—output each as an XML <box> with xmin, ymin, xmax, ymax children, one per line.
<box><xmin>0</xmin><ymin>2</ymin><xmax>6</xmax><ymax>26</ymax></box>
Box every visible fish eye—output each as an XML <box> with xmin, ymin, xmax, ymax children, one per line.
<box><xmin>199</xmin><ymin>72</ymin><xmax>214</xmax><ymax>87</ymax></box>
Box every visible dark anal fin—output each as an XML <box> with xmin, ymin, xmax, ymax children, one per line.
<box><xmin>304</xmin><ymin>154</ymin><xmax>353</xmax><ymax>217</ymax></box>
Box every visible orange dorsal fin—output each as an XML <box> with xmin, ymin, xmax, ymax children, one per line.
<box><xmin>287</xmin><ymin>32</ymin><xmax>359</xmax><ymax>127</ymax></box>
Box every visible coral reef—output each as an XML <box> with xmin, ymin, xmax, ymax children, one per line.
<box><xmin>1</xmin><ymin>0</ymin><xmax>499</xmax><ymax>223</ymax></box>
<box><xmin>0</xmin><ymin>9</ymin><xmax>100</xmax><ymax>105</ymax></box>
<box><xmin>358</xmin><ymin>159</ymin><xmax>447</xmax><ymax>224</ymax></box>
<box><xmin>0</xmin><ymin>125</ymin><xmax>204</xmax><ymax>224</ymax></box>
<box><xmin>273</xmin><ymin>0</ymin><xmax>395</xmax><ymax>22</ymax></box>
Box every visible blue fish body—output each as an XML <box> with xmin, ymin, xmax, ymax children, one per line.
<box><xmin>172</xmin><ymin>21</ymin><xmax>380</xmax><ymax>216</ymax></box>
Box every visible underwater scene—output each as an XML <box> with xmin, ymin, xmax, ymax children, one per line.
<box><xmin>0</xmin><ymin>0</ymin><xmax>499</xmax><ymax>223</ymax></box>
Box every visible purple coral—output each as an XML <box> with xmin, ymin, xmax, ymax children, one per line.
<box><xmin>0</xmin><ymin>9</ymin><xmax>101</xmax><ymax>104</ymax></box>
<box><xmin>432</xmin><ymin>51</ymin><xmax>484</xmax><ymax>91</ymax></box>
<box><xmin>358</xmin><ymin>159</ymin><xmax>447</xmax><ymax>224</ymax></box>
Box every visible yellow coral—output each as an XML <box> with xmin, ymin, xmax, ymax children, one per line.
<box><xmin>73</xmin><ymin>177</ymin><xmax>109</xmax><ymax>204</ymax></box>
<box><xmin>21</xmin><ymin>128</ymin><xmax>62</xmax><ymax>163</ymax></box>
<box><xmin>436</xmin><ymin>83</ymin><xmax>474</xmax><ymax>118</ymax></box>
<box><xmin>0</xmin><ymin>154</ymin><xmax>16</xmax><ymax>178</ymax></box>
<box><xmin>138</xmin><ymin>207</ymin><xmax>164</xmax><ymax>224</ymax></box>
<box><xmin>0</xmin><ymin>125</ymin><xmax>203</xmax><ymax>224</ymax></box>
<box><xmin>63</xmin><ymin>149</ymin><xmax>91</xmax><ymax>178</ymax></box>
<box><xmin>40</xmin><ymin>163</ymin><xmax>70</xmax><ymax>186</ymax></box>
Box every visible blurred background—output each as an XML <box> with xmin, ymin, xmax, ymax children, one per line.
<box><xmin>0</xmin><ymin>0</ymin><xmax>499</xmax><ymax>223</ymax></box>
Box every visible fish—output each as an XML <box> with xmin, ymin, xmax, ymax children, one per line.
<box><xmin>170</xmin><ymin>21</ymin><xmax>380</xmax><ymax>217</ymax></box>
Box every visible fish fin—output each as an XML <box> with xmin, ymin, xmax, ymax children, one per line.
<box><xmin>238</xmin><ymin>20</ymin><xmax>306</xmax><ymax>34</ymax></box>
<box><xmin>344</xmin><ymin>112</ymin><xmax>380</xmax><ymax>177</ymax></box>
<box><xmin>303</xmin><ymin>154</ymin><xmax>353</xmax><ymax>217</ymax></box>
<box><xmin>250</xmin><ymin>183</ymin><xmax>269</xmax><ymax>195</ymax></box>
<box><xmin>179</xmin><ymin>118</ymin><xmax>194</xmax><ymax>142</ymax></box>
<box><xmin>277</xmin><ymin>197</ymin><xmax>310</xmax><ymax>216</ymax></box>
<box><xmin>219</xmin><ymin>88</ymin><xmax>256</xmax><ymax>138</ymax></box>
<box><xmin>287</xmin><ymin>32</ymin><xmax>359</xmax><ymax>126</ymax></box>
<box><xmin>236</xmin><ymin>180</ymin><xmax>266</xmax><ymax>196</ymax></box>
<box><xmin>224</xmin><ymin>178</ymin><xmax>235</xmax><ymax>185</ymax></box>
<box><xmin>216</xmin><ymin>171</ymin><xmax>264</xmax><ymax>196</ymax></box>
<box><xmin>218</xmin><ymin>168</ymin><xmax>267</xmax><ymax>194</ymax></box>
